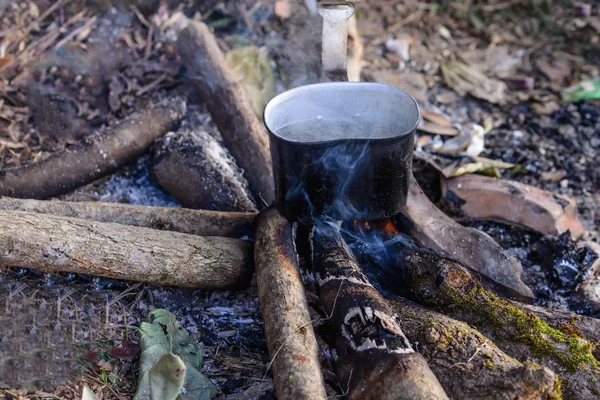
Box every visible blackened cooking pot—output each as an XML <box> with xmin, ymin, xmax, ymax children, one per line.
<box><xmin>264</xmin><ymin>82</ymin><xmax>419</xmax><ymax>222</ymax></box>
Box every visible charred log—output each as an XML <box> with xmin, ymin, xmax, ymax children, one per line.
<box><xmin>0</xmin><ymin>197</ymin><xmax>256</xmax><ymax>238</ymax></box>
<box><xmin>254</xmin><ymin>207</ymin><xmax>327</xmax><ymax>400</ymax></box>
<box><xmin>0</xmin><ymin>98</ymin><xmax>185</xmax><ymax>200</ymax></box>
<box><xmin>152</xmin><ymin>127</ymin><xmax>257</xmax><ymax>212</ymax></box>
<box><xmin>396</xmin><ymin>174</ymin><xmax>534</xmax><ymax>302</ymax></box>
<box><xmin>311</xmin><ymin>224</ymin><xmax>448</xmax><ymax>400</ymax></box>
<box><xmin>177</xmin><ymin>19</ymin><xmax>274</xmax><ymax>204</ymax></box>
<box><xmin>0</xmin><ymin>210</ymin><xmax>253</xmax><ymax>289</ymax></box>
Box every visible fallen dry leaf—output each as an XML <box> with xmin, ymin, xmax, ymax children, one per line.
<box><xmin>420</xmin><ymin>111</ymin><xmax>453</xmax><ymax>127</ymax></box>
<box><xmin>441</xmin><ymin>61</ymin><xmax>507</xmax><ymax>104</ymax></box>
<box><xmin>417</xmin><ymin>121</ymin><xmax>459</xmax><ymax>136</ymax></box>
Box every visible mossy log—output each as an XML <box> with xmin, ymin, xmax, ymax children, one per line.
<box><xmin>384</xmin><ymin>246</ymin><xmax>600</xmax><ymax>399</ymax></box>
<box><xmin>312</xmin><ymin>225</ymin><xmax>448</xmax><ymax>400</ymax></box>
<box><xmin>387</xmin><ymin>296</ymin><xmax>560</xmax><ymax>400</ymax></box>
<box><xmin>0</xmin><ymin>197</ymin><xmax>256</xmax><ymax>238</ymax></box>
<box><xmin>0</xmin><ymin>98</ymin><xmax>185</xmax><ymax>199</ymax></box>
<box><xmin>254</xmin><ymin>208</ymin><xmax>327</xmax><ymax>400</ymax></box>
<box><xmin>0</xmin><ymin>210</ymin><xmax>253</xmax><ymax>289</ymax></box>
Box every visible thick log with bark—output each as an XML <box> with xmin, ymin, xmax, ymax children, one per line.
<box><xmin>387</xmin><ymin>296</ymin><xmax>560</xmax><ymax>400</ymax></box>
<box><xmin>0</xmin><ymin>197</ymin><xmax>256</xmax><ymax>238</ymax></box>
<box><xmin>382</xmin><ymin>245</ymin><xmax>600</xmax><ymax>400</ymax></box>
<box><xmin>177</xmin><ymin>19</ymin><xmax>274</xmax><ymax>204</ymax></box>
<box><xmin>311</xmin><ymin>225</ymin><xmax>448</xmax><ymax>400</ymax></box>
<box><xmin>254</xmin><ymin>207</ymin><xmax>327</xmax><ymax>400</ymax></box>
<box><xmin>0</xmin><ymin>210</ymin><xmax>253</xmax><ymax>289</ymax></box>
<box><xmin>396</xmin><ymin>174</ymin><xmax>534</xmax><ymax>302</ymax></box>
<box><xmin>0</xmin><ymin>98</ymin><xmax>186</xmax><ymax>199</ymax></box>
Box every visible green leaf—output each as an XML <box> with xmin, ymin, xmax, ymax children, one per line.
<box><xmin>81</xmin><ymin>386</ymin><xmax>98</xmax><ymax>400</ymax></box>
<box><xmin>562</xmin><ymin>79</ymin><xmax>600</xmax><ymax>102</ymax></box>
<box><xmin>149</xmin><ymin>353</ymin><xmax>187</xmax><ymax>400</ymax></box>
<box><xmin>134</xmin><ymin>309</ymin><xmax>216</xmax><ymax>400</ymax></box>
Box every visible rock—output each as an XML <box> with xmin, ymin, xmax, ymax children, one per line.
<box><xmin>152</xmin><ymin>124</ymin><xmax>257</xmax><ymax>212</ymax></box>
<box><xmin>442</xmin><ymin>174</ymin><xmax>585</xmax><ymax>239</ymax></box>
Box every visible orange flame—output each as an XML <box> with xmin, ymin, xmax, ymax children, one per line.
<box><xmin>354</xmin><ymin>218</ymin><xmax>399</xmax><ymax>235</ymax></box>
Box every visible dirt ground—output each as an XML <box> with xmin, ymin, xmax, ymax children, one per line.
<box><xmin>0</xmin><ymin>0</ymin><xmax>598</xmax><ymax>398</ymax></box>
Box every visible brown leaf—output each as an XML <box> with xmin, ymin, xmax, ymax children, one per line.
<box><xmin>418</xmin><ymin>121</ymin><xmax>458</xmax><ymax>136</ymax></box>
<box><xmin>536</xmin><ymin>59</ymin><xmax>571</xmax><ymax>82</ymax></box>
<box><xmin>420</xmin><ymin>111</ymin><xmax>453</xmax><ymax>127</ymax></box>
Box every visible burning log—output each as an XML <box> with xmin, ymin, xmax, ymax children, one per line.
<box><xmin>396</xmin><ymin>174</ymin><xmax>534</xmax><ymax>301</ymax></box>
<box><xmin>387</xmin><ymin>296</ymin><xmax>560</xmax><ymax>400</ymax></box>
<box><xmin>311</xmin><ymin>225</ymin><xmax>448</xmax><ymax>400</ymax></box>
<box><xmin>177</xmin><ymin>19</ymin><xmax>274</xmax><ymax>204</ymax></box>
<box><xmin>0</xmin><ymin>197</ymin><xmax>256</xmax><ymax>238</ymax></box>
<box><xmin>441</xmin><ymin>174</ymin><xmax>585</xmax><ymax>239</ymax></box>
<box><xmin>254</xmin><ymin>207</ymin><xmax>327</xmax><ymax>400</ymax></box>
<box><xmin>0</xmin><ymin>210</ymin><xmax>253</xmax><ymax>289</ymax></box>
<box><xmin>0</xmin><ymin>98</ymin><xmax>186</xmax><ymax>200</ymax></box>
<box><xmin>152</xmin><ymin>127</ymin><xmax>257</xmax><ymax>212</ymax></box>
<box><xmin>384</xmin><ymin>246</ymin><xmax>600</xmax><ymax>400</ymax></box>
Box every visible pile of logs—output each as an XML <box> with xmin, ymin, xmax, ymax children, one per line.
<box><xmin>1</xmin><ymin>15</ymin><xmax>598</xmax><ymax>400</ymax></box>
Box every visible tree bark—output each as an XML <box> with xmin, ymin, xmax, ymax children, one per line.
<box><xmin>177</xmin><ymin>19</ymin><xmax>274</xmax><ymax>204</ymax></box>
<box><xmin>254</xmin><ymin>207</ymin><xmax>327</xmax><ymax>400</ymax></box>
<box><xmin>0</xmin><ymin>197</ymin><xmax>256</xmax><ymax>238</ymax></box>
<box><xmin>0</xmin><ymin>210</ymin><xmax>253</xmax><ymax>289</ymax></box>
<box><xmin>396</xmin><ymin>174</ymin><xmax>534</xmax><ymax>302</ymax></box>
<box><xmin>0</xmin><ymin>97</ymin><xmax>186</xmax><ymax>200</ymax></box>
<box><xmin>383</xmin><ymin>245</ymin><xmax>600</xmax><ymax>400</ymax></box>
<box><xmin>387</xmin><ymin>296</ymin><xmax>560</xmax><ymax>400</ymax></box>
<box><xmin>311</xmin><ymin>225</ymin><xmax>448</xmax><ymax>400</ymax></box>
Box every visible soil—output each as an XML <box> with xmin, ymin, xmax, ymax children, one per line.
<box><xmin>0</xmin><ymin>0</ymin><xmax>598</xmax><ymax>398</ymax></box>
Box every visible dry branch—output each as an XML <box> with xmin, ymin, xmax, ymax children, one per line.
<box><xmin>0</xmin><ymin>97</ymin><xmax>186</xmax><ymax>200</ymax></box>
<box><xmin>0</xmin><ymin>210</ymin><xmax>253</xmax><ymax>289</ymax></box>
<box><xmin>384</xmin><ymin>246</ymin><xmax>600</xmax><ymax>400</ymax></box>
<box><xmin>396</xmin><ymin>174</ymin><xmax>534</xmax><ymax>301</ymax></box>
<box><xmin>0</xmin><ymin>197</ymin><xmax>256</xmax><ymax>237</ymax></box>
<box><xmin>177</xmin><ymin>19</ymin><xmax>274</xmax><ymax>204</ymax></box>
<box><xmin>387</xmin><ymin>296</ymin><xmax>560</xmax><ymax>400</ymax></box>
<box><xmin>254</xmin><ymin>207</ymin><xmax>327</xmax><ymax>400</ymax></box>
<box><xmin>311</xmin><ymin>225</ymin><xmax>448</xmax><ymax>400</ymax></box>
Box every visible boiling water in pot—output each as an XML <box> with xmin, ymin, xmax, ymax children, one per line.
<box><xmin>275</xmin><ymin>118</ymin><xmax>397</xmax><ymax>143</ymax></box>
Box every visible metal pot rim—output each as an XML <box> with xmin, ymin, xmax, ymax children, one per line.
<box><xmin>263</xmin><ymin>82</ymin><xmax>420</xmax><ymax>145</ymax></box>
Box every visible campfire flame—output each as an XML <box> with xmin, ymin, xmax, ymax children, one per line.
<box><xmin>354</xmin><ymin>218</ymin><xmax>400</xmax><ymax>235</ymax></box>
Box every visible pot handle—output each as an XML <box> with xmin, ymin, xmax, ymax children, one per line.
<box><xmin>318</xmin><ymin>1</ymin><xmax>355</xmax><ymax>82</ymax></box>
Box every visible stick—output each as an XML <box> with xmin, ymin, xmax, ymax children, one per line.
<box><xmin>177</xmin><ymin>20</ymin><xmax>274</xmax><ymax>204</ymax></box>
<box><xmin>311</xmin><ymin>225</ymin><xmax>448</xmax><ymax>400</ymax></box>
<box><xmin>0</xmin><ymin>98</ymin><xmax>186</xmax><ymax>199</ymax></box>
<box><xmin>384</xmin><ymin>245</ymin><xmax>600</xmax><ymax>400</ymax></box>
<box><xmin>396</xmin><ymin>174</ymin><xmax>534</xmax><ymax>302</ymax></box>
<box><xmin>254</xmin><ymin>207</ymin><xmax>326</xmax><ymax>400</ymax></box>
<box><xmin>387</xmin><ymin>296</ymin><xmax>560</xmax><ymax>400</ymax></box>
<box><xmin>0</xmin><ymin>210</ymin><xmax>253</xmax><ymax>289</ymax></box>
<box><xmin>0</xmin><ymin>197</ymin><xmax>256</xmax><ymax>238</ymax></box>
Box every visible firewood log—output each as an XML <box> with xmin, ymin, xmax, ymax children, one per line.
<box><xmin>0</xmin><ymin>197</ymin><xmax>256</xmax><ymax>238</ymax></box>
<box><xmin>177</xmin><ymin>19</ymin><xmax>274</xmax><ymax>204</ymax></box>
<box><xmin>311</xmin><ymin>225</ymin><xmax>448</xmax><ymax>400</ymax></box>
<box><xmin>0</xmin><ymin>210</ymin><xmax>253</xmax><ymax>289</ymax></box>
<box><xmin>383</xmin><ymin>245</ymin><xmax>600</xmax><ymax>400</ymax></box>
<box><xmin>254</xmin><ymin>207</ymin><xmax>327</xmax><ymax>400</ymax></box>
<box><xmin>396</xmin><ymin>174</ymin><xmax>534</xmax><ymax>302</ymax></box>
<box><xmin>0</xmin><ymin>98</ymin><xmax>185</xmax><ymax>200</ymax></box>
<box><xmin>387</xmin><ymin>296</ymin><xmax>560</xmax><ymax>400</ymax></box>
